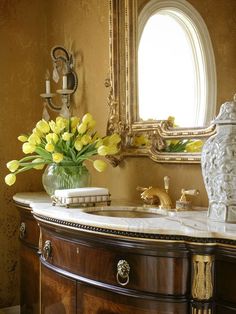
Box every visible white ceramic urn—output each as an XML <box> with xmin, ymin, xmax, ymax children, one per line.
<box><xmin>201</xmin><ymin>96</ymin><xmax>236</xmax><ymax>223</ymax></box>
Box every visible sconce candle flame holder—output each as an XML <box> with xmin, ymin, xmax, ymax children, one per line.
<box><xmin>40</xmin><ymin>46</ymin><xmax>78</xmax><ymax>117</ymax></box>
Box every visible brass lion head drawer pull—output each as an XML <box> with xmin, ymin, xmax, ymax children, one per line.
<box><xmin>42</xmin><ymin>240</ymin><xmax>52</xmax><ymax>261</ymax></box>
<box><xmin>116</xmin><ymin>260</ymin><xmax>130</xmax><ymax>286</ymax></box>
<box><xmin>19</xmin><ymin>222</ymin><xmax>26</xmax><ymax>239</ymax></box>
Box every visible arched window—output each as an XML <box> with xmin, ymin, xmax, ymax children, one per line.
<box><xmin>138</xmin><ymin>0</ymin><xmax>216</xmax><ymax>127</ymax></box>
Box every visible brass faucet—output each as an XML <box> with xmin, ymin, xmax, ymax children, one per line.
<box><xmin>137</xmin><ymin>176</ymin><xmax>172</xmax><ymax>209</ymax></box>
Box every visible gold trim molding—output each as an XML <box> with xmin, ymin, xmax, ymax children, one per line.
<box><xmin>192</xmin><ymin>254</ymin><xmax>214</xmax><ymax>301</ymax></box>
<box><xmin>106</xmin><ymin>0</ymin><xmax>216</xmax><ymax>164</ymax></box>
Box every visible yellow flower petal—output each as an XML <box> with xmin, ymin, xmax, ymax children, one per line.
<box><xmin>45</xmin><ymin>143</ymin><xmax>54</xmax><ymax>152</ymax></box>
<box><xmin>71</xmin><ymin>117</ymin><xmax>80</xmax><ymax>128</ymax></box>
<box><xmin>32</xmin><ymin>127</ymin><xmax>43</xmax><ymax>138</ymax></box>
<box><xmin>81</xmin><ymin>134</ymin><xmax>91</xmax><ymax>145</ymax></box>
<box><xmin>108</xmin><ymin>133</ymin><xmax>121</xmax><ymax>145</ymax></box>
<box><xmin>97</xmin><ymin>145</ymin><xmax>109</xmax><ymax>156</ymax></box>
<box><xmin>17</xmin><ymin>135</ymin><xmax>28</xmax><ymax>142</ymax></box>
<box><xmin>93</xmin><ymin>160</ymin><xmax>107</xmax><ymax>172</ymax></box>
<box><xmin>74</xmin><ymin>139</ymin><xmax>83</xmax><ymax>151</ymax></box>
<box><xmin>5</xmin><ymin>173</ymin><xmax>16</xmax><ymax>186</ymax></box>
<box><xmin>62</xmin><ymin>132</ymin><xmax>73</xmax><ymax>141</ymax></box>
<box><xmin>185</xmin><ymin>140</ymin><xmax>203</xmax><ymax>152</ymax></box>
<box><xmin>82</xmin><ymin>113</ymin><xmax>93</xmax><ymax>124</ymax></box>
<box><xmin>7</xmin><ymin>160</ymin><xmax>19</xmax><ymax>172</ymax></box>
<box><xmin>107</xmin><ymin>145</ymin><xmax>119</xmax><ymax>155</ymax></box>
<box><xmin>77</xmin><ymin>122</ymin><xmax>87</xmax><ymax>134</ymax></box>
<box><xmin>52</xmin><ymin>153</ymin><xmax>64</xmax><ymax>163</ymax></box>
<box><xmin>28</xmin><ymin>134</ymin><xmax>41</xmax><ymax>145</ymax></box>
<box><xmin>22</xmin><ymin>143</ymin><xmax>36</xmax><ymax>154</ymax></box>
<box><xmin>36</xmin><ymin>119</ymin><xmax>50</xmax><ymax>133</ymax></box>
<box><xmin>56</xmin><ymin>116</ymin><xmax>68</xmax><ymax>131</ymax></box>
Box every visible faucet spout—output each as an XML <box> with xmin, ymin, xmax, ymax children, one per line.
<box><xmin>137</xmin><ymin>186</ymin><xmax>172</xmax><ymax>209</ymax></box>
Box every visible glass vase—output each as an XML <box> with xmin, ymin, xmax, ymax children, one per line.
<box><xmin>42</xmin><ymin>164</ymin><xmax>91</xmax><ymax>196</ymax></box>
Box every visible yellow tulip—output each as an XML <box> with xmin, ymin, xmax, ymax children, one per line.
<box><xmin>52</xmin><ymin>133</ymin><xmax>59</xmax><ymax>143</ymax></box>
<box><xmin>62</xmin><ymin>132</ymin><xmax>73</xmax><ymax>141</ymax></box>
<box><xmin>82</xmin><ymin>113</ymin><xmax>93</xmax><ymax>124</ymax></box>
<box><xmin>95</xmin><ymin>138</ymin><xmax>103</xmax><ymax>148</ymax></box>
<box><xmin>134</xmin><ymin>135</ymin><xmax>150</xmax><ymax>147</ymax></box>
<box><xmin>108</xmin><ymin>133</ymin><xmax>121</xmax><ymax>145</ymax></box>
<box><xmin>22</xmin><ymin>143</ymin><xmax>36</xmax><ymax>154</ymax></box>
<box><xmin>49</xmin><ymin>121</ymin><xmax>61</xmax><ymax>134</ymax></box>
<box><xmin>81</xmin><ymin>134</ymin><xmax>92</xmax><ymax>145</ymax></box>
<box><xmin>45</xmin><ymin>143</ymin><xmax>54</xmax><ymax>152</ymax></box>
<box><xmin>32</xmin><ymin>158</ymin><xmax>45</xmax><ymax>170</ymax></box>
<box><xmin>32</xmin><ymin>127</ymin><xmax>43</xmax><ymax>138</ymax></box>
<box><xmin>107</xmin><ymin>145</ymin><xmax>119</xmax><ymax>155</ymax></box>
<box><xmin>7</xmin><ymin>160</ymin><xmax>19</xmax><ymax>172</ymax></box>
<box><xmin>36</xmin><ymin>119</ymin><xmax>50</xmax><ymax>133</ymax></box>
<box><xmin>88</xmin><ymin>119</ymin><xmax>96</xmax><ymax>129</ymax></box>
<box><xmin>28</xmin><ymin>134</ymin><xmax>41</xmax><ymax>145</ymax></box>
<box><xmin>5</xmin><ymin>173</ymin><xmax>16</xmax><ymax>186</ymax></box>
<box><xmin>102</xmin><ymin>136</ymin><xmax>110</xmax><ymax>146</ymax></box>
<box><xmin>46</xmin><ymin>133</ymin><xmax>53</xmax><ymax>143</ymax></box>
<box><xmin>97</xmin><ymin>145</ymin><xmax>109</xmax><ymax>156</ymax></box>
<box><xmin>17</xmin><ymin>135</ymin><xmax>28</xmax><ymax>142</ymax></box>
<box><xmin>56</xmin><ymin>116</ymin><xmax>68</xmax><ymax>131</ymax></box>
<box><xmin>71</xmin><ymin>117</ymin><xmax>80</xmax><ymax>128</ymax></box>
<box><xmin>185</xmin><ymin>140</ymin><xmax>203</xmax><ymax>153</ymax></box>
<box><xmin>93</xmin><ymin>159</ymin><xmax>107</xmax><ymax>172</ymax></box>
<box><xmin>74</xmin><ymin>139</ymin><xmax>83</xmax><ymax>151</ymax></box>
<box><xmin>77</xmin><ymin>122</ymin><xmax>87</xmax><ymax>134</ymax></box>
<box><xmin>52</xmin><ymin>153</ymin><xmax>64</xmax><ymax>163</ymax></box>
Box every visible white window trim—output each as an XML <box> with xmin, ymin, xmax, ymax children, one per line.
<box><xmin>138</xmin><ymin>0</ymin><xmax>217</xmax><ymax>126</ymax></box>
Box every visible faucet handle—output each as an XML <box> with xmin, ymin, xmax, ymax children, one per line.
<box><xmin>164</xmin><ymin>176</ymin><xmax>170</xmax><ymax>193</ymax></box>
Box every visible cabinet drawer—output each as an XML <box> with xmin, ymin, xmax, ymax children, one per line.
<box><xmin>19</xmin><ymin>212</ymin><xmax>39</xmax><ymax>248</ymax></box>
<box><xmin>41</xmin><ymin>232</ymin><xmax>189</xmax><ymax>296</ymax></box>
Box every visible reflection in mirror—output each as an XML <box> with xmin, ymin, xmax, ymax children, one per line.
<box><xmin>138</xmin><ymin>0</ymin><xmax>217</xmax><ymax>127</ymax></box>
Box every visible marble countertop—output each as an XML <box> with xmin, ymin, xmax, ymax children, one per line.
<box><xmin>13</xmin><ymin>192</ymin><xmax>236</xmax><ymax>241</ymax></box>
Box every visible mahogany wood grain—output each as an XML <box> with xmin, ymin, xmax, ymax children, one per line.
<box><xmin>41</xmin><ymin>264</ymin><xmax>76</xmax><ymax>314</ymax></box>
<box><xmin>17</xmin><ymin>205</ymin><xmax>40</xmax><ymax>314</ymax></box>
<box><xmin>41</xmin><ymin>228</ymin><xmax>189</xmax><ymax>296</ymax></box>
<box><xmin>77</xmin><ymin>283</ymin><xmax>189</xmax><ymax>314</ymax></box>
<box><xmin>20</xmin><ymin>244</ymin><xmax>39</xmax><ymax>314</ymax></box>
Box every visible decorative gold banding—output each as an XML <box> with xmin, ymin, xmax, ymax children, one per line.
<box><xmin>192</xmin><ymin>306</ymin><xmax>212</xmax><ymax>314</ymax></box>
<box><xmin>191</xmin><ymin>308</ymin><xmax>212</xmax><ymax>314</ymax></box>
<box><xmin>192</xmin><ymin>255</ymin><xmax>214</xmax><ymax>300</ymax></box>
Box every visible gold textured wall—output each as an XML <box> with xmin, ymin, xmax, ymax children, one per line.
<box><xmin>0</xmin><ymin>0</ymin><xmax>235</xmax><ymax>307</ymax></box>
<box><xmin>0</xmin><ymin>0</ymin><xmax>48</xmax><ymax>307</ymax></box>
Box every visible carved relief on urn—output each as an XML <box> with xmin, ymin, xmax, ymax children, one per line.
<box><xmin>201</xmin><ymin>96</ymin><xmax>236</xmax><ymax>222</ymax></box>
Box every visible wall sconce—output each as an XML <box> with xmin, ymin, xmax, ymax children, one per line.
<box><xmin>40</xmin><ymin>46</ymin><xmax>78</xmax><ymax>119</ymax></box>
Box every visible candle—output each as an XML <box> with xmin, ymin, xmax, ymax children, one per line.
<box><xmin>46</xmin><ymin>80</ymin><xmax>50</xmax><ymax>94</ymax></box>
<box><xmin>62</xmin><ymin>75</ymin><xmax>67</xmax><ymax>90</ymax></box>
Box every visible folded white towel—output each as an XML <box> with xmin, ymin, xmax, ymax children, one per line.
<box><xmin>54</xmin><ymin>187</ymin><xmax>110</xmax><ymax>198</ymax></box>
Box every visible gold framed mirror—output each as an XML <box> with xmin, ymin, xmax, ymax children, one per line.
<box><xmin>106</xmin><ymin>0</ymin><xmax>216</xmax><ymax>165</ymax></box>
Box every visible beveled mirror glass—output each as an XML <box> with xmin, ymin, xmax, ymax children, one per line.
<box><xmin>106</xmin><ymin>0</ymin><xmax>216</xmax><ymax>165</ymax></box>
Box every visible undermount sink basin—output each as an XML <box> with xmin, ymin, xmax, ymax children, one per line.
<box><xmin>82</xmin><ymin>206</ymin><xmax>167</xmax><ymax>218</ymax></box>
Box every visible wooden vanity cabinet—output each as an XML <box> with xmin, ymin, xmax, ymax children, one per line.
<box><xmin>36</xmin><ymin>219</ymin><xmax>236</xmax><ymax>314</ymax></box>
<box><xmin>39</xmin><ymin>224</ymin><xmax>190</xmax><ymax>314</ymax></box>
<box><xmin>16</xmin><ymin>202</ymin><xmax>40</xmax><ymax>314</ymax></box>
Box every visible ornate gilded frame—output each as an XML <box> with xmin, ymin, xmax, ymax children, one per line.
<box><xmin>106</xmin><ymin>0</ymin><xmax>215</xmax><ymax>165</ymax></box>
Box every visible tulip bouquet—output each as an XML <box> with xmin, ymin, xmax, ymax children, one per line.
<box><xmin>5</xmin><ymin>113</ymin><xmax>121</xmax><ymax>186</ymax></box>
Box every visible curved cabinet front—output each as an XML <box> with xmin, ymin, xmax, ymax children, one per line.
<box><xmin>36</xmin><ymin>218</ymin><xmax>236</xmax><ymax>314</ymax></box>
<box><xmin>16</xmin><ymin>203</ymin><xmax>40</xmax><ymax>314</ymax></box>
